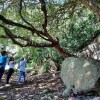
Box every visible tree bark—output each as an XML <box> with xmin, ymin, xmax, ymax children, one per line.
<box><xmin>54</xmin><ymin>43</ymin><xmax>71</xmax><ymax>59</ymax></box>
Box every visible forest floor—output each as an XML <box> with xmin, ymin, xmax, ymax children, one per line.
<box><xmin>0</xmin><ymin>71</ymin><xmax>99</xmax><ymax>100</ymax></box>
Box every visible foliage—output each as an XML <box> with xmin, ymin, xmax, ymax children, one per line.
<box><xmin>38</xmin><ymin>9</ymin><xmax>99</xmax><ymax>60</ymax></box>
<box><xmin>60</xmin><ymin>13</ymin><xmax>98</xmax><ymax>53</ymax></box>
<box><xmin>0</xmin><ymin>0</ymin><xmax>99</xmax><ymax>59</ymax></box>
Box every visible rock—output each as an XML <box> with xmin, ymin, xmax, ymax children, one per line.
<box><xmin>26</xmin><ymin>67</ymin><xmax>33</xmax><ymax>73</ymax></box>
<box><xmin>30</xmin><ymin>70</ymin><xmax>36</xmax><ymax>75</ymax></box>
<box><xmin>38</xmin><ymin>66</ymin><xmax>47</xmax><ymax>75</ymax></box>
<box><xmin>61</xmin><ymin>57</ymin><xmax>100</xmax><ymax>93</ymax></box>
<box><xmin>47</xmin><ymin>59</ymin><xmax>57</xmax><ymax>71</ymax></box>
<box><xmin>47</xmin><ymin>58</ymin><xmax>61</xmax><ymax>71</ymax></box>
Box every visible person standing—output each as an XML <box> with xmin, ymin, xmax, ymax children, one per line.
<box><xmin>0</xmin><ymin>51</ymin><xmax>8</xmax><ymax>81</ymax></box>
<box><xmin>18</xmin><ymin>57</ymin><xmax>27</xmax><ymax>84</ymax></box>
<box><xmin>6</xmin><ymin>55</ymin><xmax>15</xmax><ymax>85</ymax></box>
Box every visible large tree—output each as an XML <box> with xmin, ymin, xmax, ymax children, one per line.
<box><xmin>0</xmin><ymin>0</ymin><xmax>100</xmax><ymax>58</ymax></box>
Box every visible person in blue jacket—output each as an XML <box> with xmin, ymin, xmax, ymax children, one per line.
<box><xmin>18</xmin><ymin>57</ymin><xmax>27</xmax><ymax>84</ymax></box>
<box><xmin>0</xmin><ymin>51</ymin><xmax>8</xmax><ymax>81</ymax></box>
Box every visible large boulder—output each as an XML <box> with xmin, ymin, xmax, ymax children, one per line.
<box><xmin>61</xmin><ymin>57</ymin><xmax>100</xmax><ymax>92</ymax></box>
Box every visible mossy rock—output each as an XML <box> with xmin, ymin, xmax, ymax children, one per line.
<box><xmin>61</xmin><ymin>57</ymin><xmax>100</xmax><ymax>93</ymax></box>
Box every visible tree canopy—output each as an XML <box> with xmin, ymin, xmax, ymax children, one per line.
<box><xmin>0</xmin><ymin>0</ymin><xmax>100</xmax><ymax>58</ymax></box>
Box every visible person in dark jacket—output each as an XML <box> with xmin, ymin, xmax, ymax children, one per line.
<box><xmin>6</xmin><ymin>55</ymin><xmax>15</xmax><ymax>85</ymax></box>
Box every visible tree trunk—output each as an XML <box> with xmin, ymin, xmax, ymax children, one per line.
<box><xmin>54</xmin><ymin>44</ymin><xmax>71</xmax><ymax>59</ymax></box>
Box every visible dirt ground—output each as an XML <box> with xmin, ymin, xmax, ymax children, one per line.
<box><xmin>0</xmin><ymin>71</ymin><xmax>99</xmax><ymax>100</ymax></box>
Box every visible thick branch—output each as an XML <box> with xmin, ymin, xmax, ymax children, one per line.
<box><xmin>33</xmin><ymin>31</ymin><xmax>50</xmax><ymax>41</ymax></box>
<box><xmin>54</xmin><ymin>44</ymin><xmax>70</xmax><ymax>58</ymax></box>
<box><xmin>48</xmin><ymin>1</ymin><xmax>77</xmax><ymax>18</ymax></box>
<box><xmin>0</xmin><ymin>14</ymin><xmax>49</xmax><ymax>41</ymax></box>
<box><xmin>39</xmin><ymin>0</ymin><xmax>47</xmax><ymax>28</ymax></box>
<box><xmin>0</xmin><ymin>34</ymin><xmax>30</xmax><ymax>42</ymax></box>
<box><xmin>39</xmin><ymin>0</ymin><xmax>58</xmax><ymax>43</ymax></box>
<box><xmin>4</xmin><ymin>29</ymin><xmax>25</xmax><ymax>47</ymax></box>
<box><xmin>0</xmin><ymin>25</ymin><xmax>56</xmax><ymax>48</ymax></box>
<box><xmin>19</xmin><ymin>0</ymin><xmax>50</xmax><ymax>39</ymax></box>
<box><xmin>0</xmin><ymin>15</ymin><xmax>57</xmax><ymax>46</ymax></box>
<box><xmin>0</xmin><ymin>33</ymin><xmax>54</xmax><ymax>47</ymax></box>
<box><xmin>19</xmin><ymin>0</ymin><xmax>35</xmax><ymax>28</ymax></box>
<box><xmin>27</xmin><ymin>41</ymin><xmax>54</xmax><ymax>47</ymax></box>
<box><xmin>0</xmin><ymin>14</ymin><xmax>34</xmax><ymax>31</ymax></box>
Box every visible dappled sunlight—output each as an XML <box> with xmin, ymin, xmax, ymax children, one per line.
<box><xmin>70</xmin><ymin>61</ymin><xmax>75</xmax><ymax>69</ymax></box>
<box><xmin>76</xmin><ymin>71</ymin><xmax>92</xmax><ymax>88</ymax></box>
<box><xmin>83</xmin><ymin>61</ymin><xmax>90</xmax><ymax>68</ymax></box>
<box><xmin>23</xmin><ymin>86</ymin><xmax>30</xmax><ymax>89</ymax></box>
<box><xmin>85</xmin><ymin>71</ymin><xmax>91</xmax><ymax>77</ymax></box>
<box><xmin>38</xmin><ymin>83</ymin><xmax>48</xmax><ymax>89</ymax></box>
<box><xmin>76</xmin><ymin>80</ymin><xmax>80</xmax><ymax>87</ymax></box>
<box><xmin>67</xmin><ymin>61</ymin><xmax>75</xmax><ymax>76</ymax></box>
<box><xmin>0</xmin><ymin>71</ymin><xmax>65</xmax><ymax>99</ymax></box>
<box><xmin>70</xmin><ymin>61</ymin><xmax>75</xmax><ymax>80</ymax></box>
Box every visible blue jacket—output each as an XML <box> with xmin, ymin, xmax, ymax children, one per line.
<box><xmin>0</xmin><ymin>55</ymin><xmax>8</xmax><ymax>69</ymax></box>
